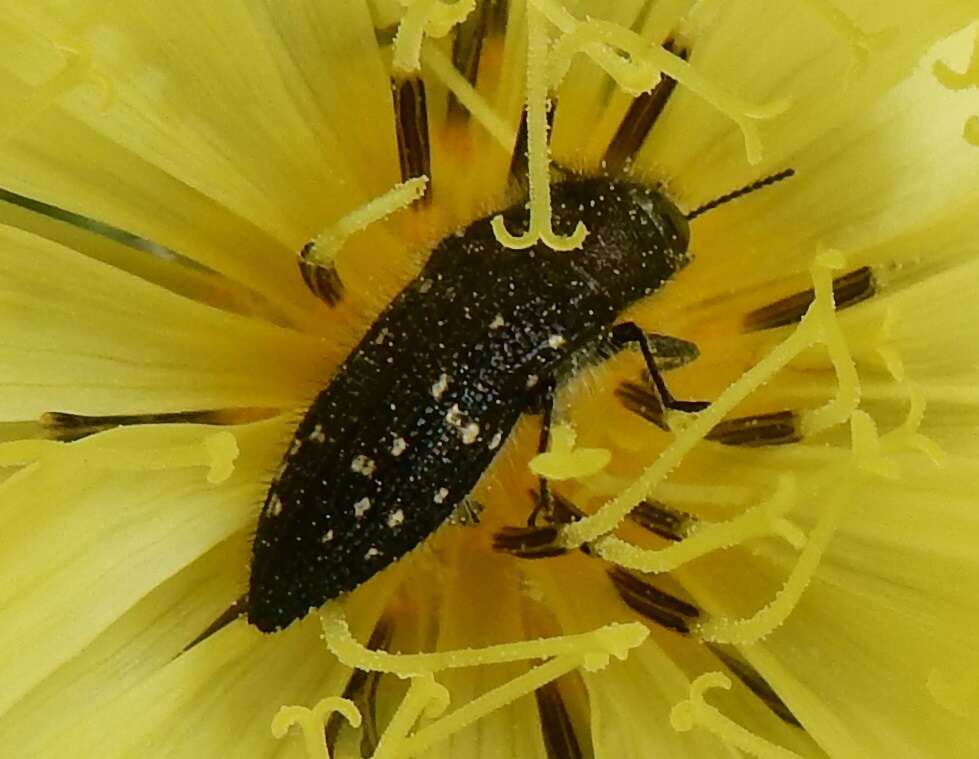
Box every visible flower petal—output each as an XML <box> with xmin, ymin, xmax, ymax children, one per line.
<box><xmin>0</xmin><ymin>224</ymin><xmax>330</xmax><ymax>420</ymax></box>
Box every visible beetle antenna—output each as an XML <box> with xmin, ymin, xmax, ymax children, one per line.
<box><xmin>686</xmin><ymin>168</ymin><xmax>795</xmax><ymax>221</ymax></box>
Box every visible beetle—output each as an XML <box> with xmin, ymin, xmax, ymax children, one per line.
<box><xmin>247</xmin><ymin>173</ymin><xmax>718</xmax><ymax>632</ymax></box>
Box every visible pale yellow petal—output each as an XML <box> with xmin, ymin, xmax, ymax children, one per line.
<box><xmin>0</xmin><ymin>224</ymin><xmax>329</xmax><ymax>419</ymax></box>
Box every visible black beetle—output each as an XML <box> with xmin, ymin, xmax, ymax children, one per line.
<box><xmin>247</xmin><ymin>174</ymin><xmax>713</xmax><ymax>632</ymax></box>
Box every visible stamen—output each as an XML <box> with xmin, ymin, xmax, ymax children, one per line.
<box><xmin>492</xmin><ymin>4</ymin><xmax>588</xmax><ymax>251</ymax></box>
<box><xmin>708</xmin><ymin>646</ymin><xmax>802</xmax><ymax>727</ymax></box>
<box><xmin>529</xmin><ymin>0</ymin><xmax>791</xmax><ymax>164</ymax></box>
<box><xmin>697</xmin><ymin>460</ymin><xmax>856</xmax><ymax>645</ymax></box>
<box><xmin>593</xmin><ymin>475</ymin><xmax>799</xmax><ymax>574</ymax></box>
<box><xmin>392</xmin><ymin>0</ymin><xmax>477</xmax><ymax>74</ymax></box>
<box><xmin>880</xmin><ymin>382</ymin><xmax>946</xmax><ymax>466</ymax></box>
<box><xmin>629</xmin><ymin>499</ymin><xmax>695</xmax><ymax>542</ymax></box>
<box><xmin>744</xmin><ymin>267</ymin><xmax>876</xmax><ymax>331</ymax></box>
<box><xmin>423</xmin><ymin>43</ymin><xmax>517</xmax><ymax>151</ymax></box>
<box><xmin>303</xmin><ymin>176</ymin><xmax>428</xmax><ymax>270</ymax></box>
<box><xmin>372</xmin><ymin>674</ymin><xmax>450</xmax><ymax>759</ymax></box>
<box><xmin>603</xmin><ymin>40</ymin><xmax>688</xmax><ymax>175</ymax></box>
<box><xmin>272</xmin><ymin>697</ymin><xmax>361</xmax><ymax>759</ymax></box>
<box><xmin>493</xmin><ymin>524</ymin><xmax>567</xmax><ymax>558</ymax></box>
<box><xmin>705</xmin><ymin>410</ymin><xmax>802</xmax><ymax>447</ymax></box>
<box><xmin>320</xmin><ymin>601</ymin><xmax>647</xmax><ymax>676</ymax></box>
<box><xmin>392</xmin><ymin>75</ymin><xmax>433</xmax><ymax>197</ymax></box>
<box><xmin>40</xmin><ymin>408</ymin><xmax>274</xmax><ymax>443</ymax></box>
<box><xmin>562</xmin><ymin>253</ymin><xmax>856</xmax><ymax>548</ymax></box>
<box><xmin>608</xmin><ymin>567</ymin><xmax>700</xmax><ymax>634</ymax></box>
<box><xmin>325</xmin><ymin>617</ymin><xmax>393</xmax><ymax>756</ymax></box>
<box><xmin>318</xmin><ymin>606</ymin><xmax>648</xmax><ymax>758</ymax></box>
<box><xmin>799</xmin><ymin>252</ymin><xmax>861</xmax><ymax>437</ymax></box>
<box><xmin>391</xmin><ymin>655</ymin><xmax>593</xmax><ymax>757</ymax></box>
<box><xmin>615</xmin><ymin>379</ymin><xmax>667</xmax><ymax>431</ymax></box>
<box><xmin>670</xmin><ymin>672</ymin><xmax>806</xmax><ymax>758</ymax></box>
<box><xmin>445</xmin><ymin>0</ymin><xmax>494</xmax><ymax>122</ymax></box>
<box><xmin>535</xmin><ymin>682</ymin><xmax>584</xmax><ymax>759</ymax></box>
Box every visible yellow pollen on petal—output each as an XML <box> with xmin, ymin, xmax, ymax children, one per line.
<box><xmin>529</xmin><ymin>422</ymin><xmax>612</xmax><ymax>480</ymax></box>
<box><xmin>271</xmin><ymin>697</ymin><xmax>362</xmax><ymax>759</ymax></box>
<box><xmin>670</xmin><ymin>672</ymin><xmax>806</xmax><ymax>759</ymax></box>
<box><xmin>492</xmin><ymin>4</ymin><xmax>588</xmax><ymax>252</ymax></box>
<box><xmin>305</xmin><ymin>176</ymin><xmax>429</xmax><ymax>270</ymax></box>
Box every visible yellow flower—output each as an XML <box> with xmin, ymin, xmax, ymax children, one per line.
<box><xmin>1</xmin><ymin>1</ymin><xmax>978</xmax><ymax>758</ymax></box>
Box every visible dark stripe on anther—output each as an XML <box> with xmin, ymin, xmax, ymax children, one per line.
<box><xmin>535</xmin><ymin>682</ymin><xmax>584</xmax><ymax>759</ymax></box>
<box><xmin>629</xmin><ymin>499</ymin><xmax>695</xmax><ymax>542</ymax></box>
<box><xmin>41</xmin><ymin>408</ymin><xmax>275</xmax><ymax>442</ymax></box>
<box><xmin>706</xmin><ymin>410</ymin><xmax>801</xmax><ymax>447</ymax></box>
<box><xmin>608</xmin><ymin>567</ymin><xmax>699</xmax><ymax>634</ymax></box>
<box><xmin>744</xmin><ymin>267</ymin><xmax>876</xmax><ymax>331</ymax></box>
<box><xmin>298</xmin><ymin>241</ymin><xmax>345</xmax><ymax>306</ymax></box>
<box><xmin>709</xmin><ymin>645</ymin><xmax>802</xmax><ymax>727</ymax></box>
<box><xmin>493</xmin><ymin>524</ymin><xmax>566</xmax><ymax>558</ymax></box>
<box><xmin>615</xmin><ymin>379</ymin><xmax>667</xmax><ymax>431</ymax></box>
<box><xmin>326</xmin><ymin>616</ymin><xmax>393</xmax><ymax>756</ymax></box>
<box><xmin>182</xmin><ymin>594</ymin><xmax>247</xmax><ymax>653</ymax></box>
<box><xmin>603</xmin><ymin>41</ymin><xmax>688</xmax><ymax>175</ymax></box>
<box><xmin>392</xmin><ymin>75</ymin><xmax>432</xmax><ymax>201</ymax></box>
<box><xmin>447</xmin><ymin>1</ymin><xmax>493</xmax><ymax>122</ymax></box>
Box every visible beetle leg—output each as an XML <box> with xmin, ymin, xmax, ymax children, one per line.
<box><xmin>526</xmin><ymin>375</ymin><xmax>557</xmax><ymax>526</ymax></box>
<box><xmin>610</xmin><ymin>322</ymin><xmax>709</xmax><ymax>414</ymax></box>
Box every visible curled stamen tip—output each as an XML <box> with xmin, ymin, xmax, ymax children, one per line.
<box><xmin>541</xmin><ymin>221</ymin><xmax>589</xmax><ymax>251</ymax></box>
<box><xmin>669</xmin><ymin>700</ymin><xmax>696</xmax><ymax>732</ymax></box>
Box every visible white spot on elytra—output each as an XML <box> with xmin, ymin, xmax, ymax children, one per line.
<box><xmin>526</xmin><ymin>374</ymin><xmax>539</xmax><ymax>389</ymax></box>
<box><xmin>431</xmin><ymin>372</ymin><xmax>450</xmax><ymax>400</ymax></box>
<box><xmin>489</xmin><ymin>313</ymin><xmax>505</xmax><ymax>329</ymax></box>
<box><xmin>548</xmin><ymin>334</ymin><xmax>565</xmax><ymax>349</ymax></box>
<box><xmin>488</xmin><ymin>431</ymin><xmax>503</xmax><ymax>450</ymax></box>
<box><xmin>289</xmin><ymin>439</ymin><xmax>302</xmax><ymax>456</ymax></box>
<box><xmin>365</xmin><ymin>547</ymin><xmax>381</xmax><ymax>559</ymax></box>
<box><xmin>309</xmin><ymin>423</ymin><xmax>326</xmax><ymax>443</ymax></box>
<box><xmin>445</xmin><ymin>404</ymin><xmax>464</xmax><ymax>427</ymax></box>
<box><xmin>387</xmin><ymin>509</ymin><xmax>404</xmax><ymax>527</ymax></box>
<box><xmin>351</xmin><ymin>455</ymin><xmax>376</xmax><ymax>477</ymax></box>
<box><xmin>391</xmin><ymin>436</ymin><xmax>407</xmax><ymax>456</ymax></box>
<box><xmin>434</xmin><ymin>487</ymin><xmax>449</xmax><ymax>504</ymax></box>
<box><xmin>353</xmin><ymin>497</ymin><xmax>371</xmax><ymax>518</ymax></box>
<box><xmin>374</xmin><ymin>327</ymin><xmax>390</xmax><ymax>345</ymax></box>
<box><xmin>268</xmin><ymin>495</ymin><xmax>283</xmax><ymax>517</ymax></box>
<box><xmin>320</xmin><ymin>529</ymin><xmax>334</xmax><ymax>543</ymax></box>
<box><xmin>462</xmin><ymin>422</ymin><xmax>480</xmax><ymax>445</ymax></box>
